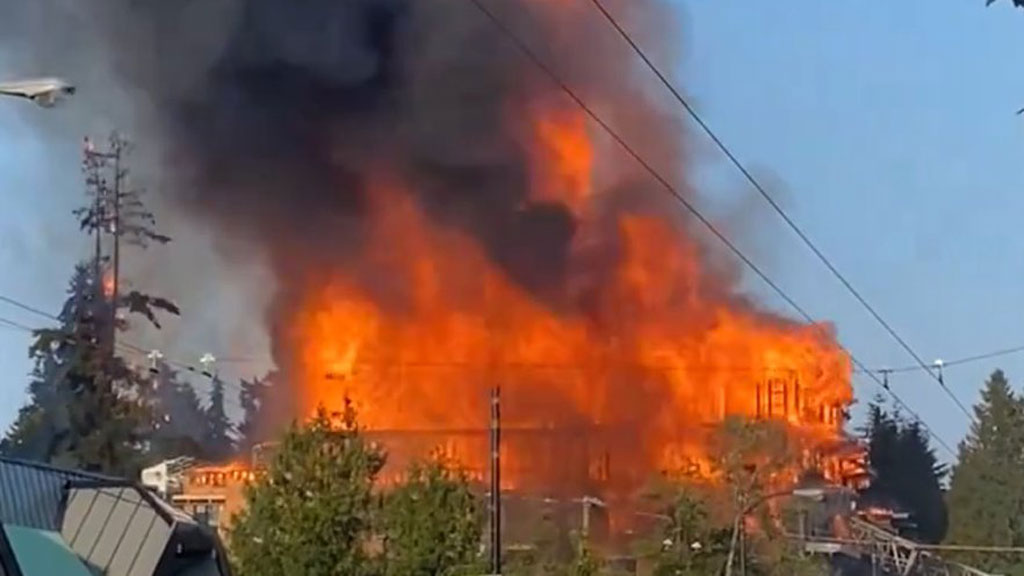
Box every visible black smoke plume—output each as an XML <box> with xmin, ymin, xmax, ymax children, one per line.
<box><xmin>2</xmin><ymin>0</ymin><xmax>692</xmax><ymax>432</ymax></box>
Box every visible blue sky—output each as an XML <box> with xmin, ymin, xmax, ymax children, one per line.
<box><xmin>678</xmin><ymin>0</ymin><xmax>1024</xmax><ymax>457</ymax></box>
<box><xmin>1</xmin><ymin>1</ymin><xmax>1023</xmax><ymax>461</ymax></box>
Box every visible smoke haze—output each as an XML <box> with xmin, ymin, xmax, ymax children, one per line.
<box><xmin>0</xmin><ymin>1</ymin><xmax>839</xmax><ymax>454</ymax></box>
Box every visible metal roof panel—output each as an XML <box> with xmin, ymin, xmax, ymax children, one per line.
<box><xmin>0</xmin><ymin>458</ymin><xmax>114</xmax><ymax>531</ymax></box>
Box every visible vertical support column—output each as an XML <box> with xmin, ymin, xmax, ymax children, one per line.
<box><xmin>793</xmin><ymin>377</ymin><xmax>801</xmax><ymax>420</ymax></box>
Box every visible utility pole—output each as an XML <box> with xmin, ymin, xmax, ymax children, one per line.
<box><xmin>109</xmin><ymin>138</ymin><xmax>123</xmax><ymax>359</ymax></box>
<box><xmin>83</xmin><ymin>138</ymin><xmax>104</xmax><ymax>312</ymax></box>
<box><xmin>489</xmin><ymin>382</ymin><xmax>502</xmax><ymax>575</ymax></box>
<box><xmin>82</xmin><ymin>135</ymin><xmax>123</xmax><ymax>358</ymax></box>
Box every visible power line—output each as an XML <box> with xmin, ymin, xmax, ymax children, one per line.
<box><xmin>463</xmin><ymin>0</ymin><xmax>955</xmax><ymax>457</ymax></box>
<box><xmin>0</xmin><ymin>293</ymin><xmax>251</xmax><ymax>407</ymax></box>
<box><xmin>0</xmin><ymin>315</ymin><xmax>35</xmax><ymax>333</ymax></box>
<box><xmin>0</xmin><ymin>286</ymin><xmax>954</xmax><ymax>454</ymax></box>
<box><xmin>582</xmin><ymin>0</ymin><xmax>974</xmax><ymax>423</ymax></box>
<box><xmin>0</xmin><ymin>295</ymin><xmax>56</xmax><ymax>321</ymax></box>
<box><xmin>857</xmin><ymin>344</ymin><xmax>1024</xmax><ymax>375</ymax></box>
<box><xmin>0</xmin><ymin>292</ymin><xmax>256</xmax><ymax>376</ymax></box>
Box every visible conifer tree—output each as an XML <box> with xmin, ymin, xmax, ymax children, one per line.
<box><xmin>1</xmin><ymin>133</ymin><xmax>179</xmax><ymax>476</ymax></box>
<box><xmin>945</xmin><ymin>370</ymin><xmax>1024</xmax><ymax>574</ymax></box>
<box><xmin>237</xmin><ymin>374</ymin><xmax>272</xmax><ymax>455</ymax></box>
<box><xmin>202</xmin><ymin>375</ymin><xmax>236</xmax><ymax>462</ymax></box>
<box><xmin>859</xmin><ymin>395</ymin><xmax>948</xmax><ymax>544</ymax></box>
<box><xmin>1</xmin><ymin>264</ymin><xmax>146</xmax><ymax>475</ymax></box>
<box><xmin>145</xmin><ymin>361</ymin><xmax>208</xmax><ymax>461</ymax></box>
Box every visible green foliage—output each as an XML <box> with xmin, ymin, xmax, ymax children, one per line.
<box><xmin>202</xmin><ymin>376</ymin><xmax>236</xmax><ymax>462</ymax></box>
<box><xmin>639</xmin><ymin>419</ymin><xmax>831</xmax><ymax>575</ymax></box>
<box><xmin>859</xmin><ymin>395</ymin><xmax>948</xmax><ymax>543</ymax></box>
<box><xmin>238</xmin><ymin>375</ymin><xmax>273</xmax><ymax>455</ymax></box>
<box><xmin>647</xmin><ymin>489</ymin><xmax>731</xmax><ymax>576</ymax></box>
<box><xmin>229</xmin><ymin>404</ymin><xmax>386</xmax><ymax>576</ymax></box>
<box><xmin>3</xmin><ymin>133</ymin><xmax>179</xmax><ymax>477</ymax></box>
<box><xmin>1</xmin><ymin>264</ymin><xmax>149</xmax><ymax>476</ymax></box>
<box><xmin>945</xmin><ymin>370</ymin><xmax>1024</xmax><ymax>575</ymax></box>
<box><xmin>380</xmin><ymin>459</ymin><xmax>484</xmax><ymax>576</ymax></box>
<box><xmin>568</xmin><ymin>540</ymin><xmax>600</xmax><ymax>576</ymax></box>
<box><xmin>144</xmin><ymin>362</ymin><xmax>208</xmax><ymax>461</ymax></box>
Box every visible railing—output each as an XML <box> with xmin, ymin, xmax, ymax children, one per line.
<box><xmin>798</xmin><ymin>516</ymin><xmax>1000</xmax><ymax>576</ymax></box>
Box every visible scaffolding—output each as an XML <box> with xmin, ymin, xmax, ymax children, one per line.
<box><xmin>802</xmin><ymin>516</ymin><xmax>1000</xmax><ymax>576</ymax></box>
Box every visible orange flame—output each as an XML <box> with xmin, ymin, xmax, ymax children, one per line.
<box><xmin>290</xmin><ymin>104</ymin><xmax>854</xmax><ymax>496</ymax></box>
<box><xmin>102</xmin><ymin>269</ymin><xmax>115</xmax><ymax>299</ymax></box>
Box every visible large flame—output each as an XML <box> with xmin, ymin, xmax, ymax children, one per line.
<box><xmin>289</xmin><ymin>104</ymin><xmax>853</xmax><ymax>496</ymax></box>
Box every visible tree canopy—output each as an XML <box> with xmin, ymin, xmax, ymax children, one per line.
<box><xmin>0</xmin><ymin>263</ymin><xmax>148</xmax><ymax>476</ymax></box>
<box><xmin>945</xmin><ymin>370</ymin><xmax>1024</xmax><ymax>574</ymax></box>
<box><xmin>144</xmin><ymin>361</ymin><xmax>208</xmax><ymax>461</ymax></box>
<box><xmin>202</xmin><ymin>375</ymin><xmax>237</xmax><ymax>462</ymax></box>
<box><xmin>229</xmin><ymin>404</ymin><xmax>488</xmax><ymax>576</ymax></box>
<box><xmin>229</xmin><ymin>405</ymin><xmax>386</xmax><ymax>576</ymax></box>
<box><xmin>859</xmin><ymin>395</ymin><xmax>948</xmax><ymax>544</ymax></box>
<box><xmin>379</xmin><ymin>459</ymin><xmax>484</xmax><ymax>576</ymax></box>
<box><xmin>1</xmin><ymin>133</ymin><xmax>179</xmax><ymax>476</ymax></box>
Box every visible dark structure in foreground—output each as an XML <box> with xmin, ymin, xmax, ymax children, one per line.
<box><xmin>0</xmin><ymin>457</ymin><xmax>231</xmax><ymax>576</ymax></box>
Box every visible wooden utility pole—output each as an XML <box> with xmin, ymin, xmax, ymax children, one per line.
<box><xmin>83</xmin><ymin>138</ymin><xmax>105</xmax><ymax>310</ymax></box>
<box><xmin>489</xmin><ymin>382</ymin><xmax>502</xmax><ymax>575</ymax></box>
<box><xmin>82</xmin><ymin>135</ymin><xmax>124</xmax><ymax>358</ymax></box>
<box><xmin>109</xmin><ymin>139</ymin><xmax>123</xmax><ymax>358</ymax></box>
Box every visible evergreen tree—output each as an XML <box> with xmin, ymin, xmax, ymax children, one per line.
<box><xmin>237</xmin><ymin>374</ymin><xmax>272</xmax><ymax>456</ymax></box>
<box><xmin>1</xmin><ymin>133</ymin><xmax>179</xmax><ymax>476</ymax></box>
<box><xmin>1</xmin><ymin>264</ymin><xmax>147</xmax><ymax>475</ymax></box>
<box><xmin>945</xmin><ymin>370</ymin><xmax>1024</xmax><ymax>574</ymax></box>
<box><xmin>229</xmin><ymin>403</ymin><xmax>386</xmax><ymax>576</ymax></box>
<box><xmin>859</xmin><ymin>396</ymin><xmax>948</xmax><ymax>544</ymax></box>
<box><xmin>1</xmin><ymin>265</ymin><xmax>97</xmax><ymax>460</ymax></box>
<box><xmin>380</xmin><ymin>459</ymin><xmax>484</xmax><ymax>576</ymax></box>
<box><xmin>145</xmin><ymin>362</ymin><xmax>207</xmax><ymax>461</ymax></box>
<box><xmin>202</xmin><ymin>375</ymin><xmax>236</xmax><ymax>462</ymax></box>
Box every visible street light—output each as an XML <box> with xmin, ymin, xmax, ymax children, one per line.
<box><xmin>0</xmin><ymin>77</ymin><xmax>76</xmax><ymax>108</ymax></box>
<box><xmin>724</xmin><ymin>486</ymin><xmax>836</xmax><ymax>576</ymax></box>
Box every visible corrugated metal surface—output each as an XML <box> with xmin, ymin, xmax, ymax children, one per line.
<box><xmin>63</xmin><ymin>486</ymin><xmax>171</xmax><ymax>576</ymax></box>
<box><xmin>0</xmin><ymin>459</ymin><xmax>231</xmax><ymax>575</ymax></box>
<box><xmin>0</xmin><ymin>458</ymin><xmax>113</xmax><ymax>530</ymax></box>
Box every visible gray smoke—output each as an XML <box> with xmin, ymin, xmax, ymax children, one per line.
<box><xmin>1</xmin><ymin>0</ymin><xmax>709</xmax><ymax>428</ymax></box>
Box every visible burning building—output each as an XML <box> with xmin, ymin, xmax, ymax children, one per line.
<box><xmin>32</xmin><ymin>1</ymin><xmax>860</xmax><ymax>499</ymax></box>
